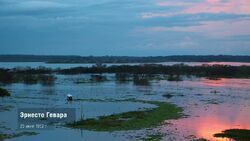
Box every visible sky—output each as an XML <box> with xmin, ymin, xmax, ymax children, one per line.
<box><xmin>0</xmin><ymin>0</ymin><xmax>250</xmax><ymax>56</ymax></box>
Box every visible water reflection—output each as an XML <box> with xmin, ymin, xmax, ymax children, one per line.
<box><xmin>161</xmin><ymin>78</ymin><xmax>250</xmax><ymax>141</ymax></box>
<box><xmin>168</xmin><ymin>103</ymin><xmax>250</xmax><ymax>140</ymax></box>
<box><xmin>193</xmin><ymin>78</ymin><xmax>250</xmax><ymax>88</ymax></box>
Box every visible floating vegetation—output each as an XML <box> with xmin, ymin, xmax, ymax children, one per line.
<box><xmin>214</xmin><ymin>129</ymin><xmax>250</xmax><ymax>141</ymax></box>
<box><xmin>166</xmin><ymin>74</ymin><xmax>183</xmax><ymax>81</ymax></box>
<box><xmin>90</xmin><ymin>74</ymin><xmax>107</xmax><ymax>82</ymax></box>
<box><xmin>0</xmin><ymin>105</ymin><xmax>13</xmax><ymax>112</ymax></box>
<box><xmin>142</xmin><ymin>133</ymin><xmax>163</xmax><ymax>141</ymax></box>
<box><xmin>0</xmin><ymin>132</ymin><xmax>38</xmax><ymax>141</ymax></box>
<box><xmin>0</xmin><ymin>88</ymin><xmax>10</xmax><ymax>97</ymax></box>
<box><xmin>17</xmin><ymin>74</ymin><xmax>56</xmax><ymax>85</ymax></box>
<box><xmin>66</xmin><ymin>101</ymin><xmax>182</xmax><ymax>131</ymax></box>
<box><xmin>201</xmin><ymin>99</ymin><xmax>221</xmax><ymax>105</ymax></box>
<box><xmin>0</xmin><ymin>67</ymin><xmax>56</xmax><ymax>85</ymax></box>
<box><xmin>162</xmin><ymin>93</ymin><xmax>174</xmax><ymax>99</ymax></box>
<box><xmin>115</xmin><ymin>73</ymin><xmax>130</xmax><ymax>83</ymax></box>
<box><xmin>133</xmin><ymin>74</ymin><xmax>150</xmax><ymax>86</ymax></box>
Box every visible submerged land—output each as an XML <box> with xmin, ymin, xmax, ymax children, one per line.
<box><xmin>0</xmin><ymin>61</ymin><xmax>250</xmax><ymax>141</ymax></box>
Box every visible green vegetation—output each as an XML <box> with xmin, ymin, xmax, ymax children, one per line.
<box><xmin>0</xmin><ymin>132</ymin><xmax>38</xmax><ymax>141</ymax></box>
<box><xmin>0</xmin><ymin>88</ymin><xmax>10</xmax><ymax>97</ymax></box>
<box><xmin>66</xmin><ymin>101</ymin><xmax>182</xmax><ymax>131</ymax></box>
<box><xmin>214</xmin><ymin>129</ymin><xmax>250</xmax><ymax>141</ymax></box>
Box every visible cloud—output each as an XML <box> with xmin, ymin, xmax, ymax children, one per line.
<box><xmin>184</xmin><ymin>0</ymin><xmax>250</xmax><ymax>14</ymax></box>
<box><xmin>0</xmin><ymin>0</ymin><xmax>250</xmax><ymax>55</ymax></box>
<box><xmin>138</xmin><ymin>18</ymin><xmax>250</xmax><ymax>37</ymax></box>
<box><xmin>0</xmin><ymin>0</ymin><xmax>70</xmax><ymax>12</ymax></box>
<box><xmin>143</xmin><ymin>0</ymin><xmax>250</xmax><ymax>19</ymax></box>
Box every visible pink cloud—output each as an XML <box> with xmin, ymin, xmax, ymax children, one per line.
<box><xmin>153</xmin><ymin>0</ymin><xmax>250</xmax><ymax>17</ymax></box>
<box><xmin>184</xmin><ymin>0</ymin><xmax>250</xmax><ymax>14</ymax></box>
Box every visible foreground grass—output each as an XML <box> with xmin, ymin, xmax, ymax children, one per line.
<box><xmin>66</xmin><ymin>101</ymin><xmax>182</xmax><ymax>131</ymax></box>
<box><xmin>0</xmin><ymin>132</ymin><xmax>38</xmax><ymax>141</ymax></box>
<box><xmin>214</xmin><ymin>129</ymin><xmax>250</xmax><ymax>141</ymax></box>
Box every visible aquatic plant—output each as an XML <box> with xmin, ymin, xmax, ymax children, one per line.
<box><xmin>90</xmin><ymin>74</ymin><xmax>107</xmax><ymax>82</ymax></box>
<box><xmin>0</xmin><ymin>88</ymin><xmax>10</xmax><ymax>97</ymax></box>
<box><xmin>0</xmin><ymin>132</ymin><xmax>38</xmax><ymax>141</ymax></box>
<box><xmin>133</xmin><ymin>74</ymin><xmax>150</xmax><ymax>85</ymax></box>
<box><xmin>115</xmin><ymin>73</ymin><xmax>130</xmax><ymax>83</ymax></box>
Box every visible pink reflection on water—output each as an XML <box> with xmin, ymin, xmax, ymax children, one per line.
<box><xmin>190</xmin><ymin>78</ymin><xmax>250</xmax><ymax>89</ymax></box>
<box><xmin>161</xmin><ymin>78</ymin><xmax>250</xmax><ymax>140</ymax></box>
<box><xmin>167</xmin><ymin>103</ymin><xmax>250</xmax><ymax>141</ymax></box>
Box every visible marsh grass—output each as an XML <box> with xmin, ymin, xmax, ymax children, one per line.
<box><xmin>133</xmin><ymin>74</ymin><xmax>150</xmax><ymax>86</ymax></box>
<box><xmin>66</xmin><ymin>100</ymin><xmax>182</xmax><ymax>131</ymax></box>
<box><xmin>0</xmin><ymin>132</ymin><xmax>38</xmax><ymax>141</ymax></box>
<box><xmin>214</xmin><ymin>129</ymin><xmax>250</xmax><ymax>141</ymax></box>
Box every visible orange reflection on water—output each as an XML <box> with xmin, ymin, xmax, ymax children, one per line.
<box><xmin>170</xmin><ymin>102</ymin><xmax>250</xmax><ymax>141</ymax></box>
<box><xmin>195</xmin><ymin>78</ymin><xmax>250</xmax><ymax>89</ymax></box>
<box><xmin>202</xmin><ymin>78</ymin><xmax>226</xmax><ymax>87</ymax></box>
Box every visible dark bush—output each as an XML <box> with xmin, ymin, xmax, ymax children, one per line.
<box><xmin>0</xmin><ymin>87</ymin><xmax>10</xmax><ymax>97</ymax></box>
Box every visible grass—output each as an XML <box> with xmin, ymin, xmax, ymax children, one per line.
<box><xmin>66</xmin><ymin>100</ymin><xmax>182</xmax><ymax>131</ymax></box>
<box><xmin>0</xmin><ymin>88</ymin><xmax>10</xmax><ymax>97</ymax></box>
<box><xmin>0</xmin><ymin>132</ymin><xmax>38</xmax><ymax>141</ymax></box>
<box><xmin>214</xmin><ymin>129</ymin><xmax>250</xmax><ymax>141</ymax></box>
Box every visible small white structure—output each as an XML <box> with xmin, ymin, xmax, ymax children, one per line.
<box><xmin>67</xmin><ymin>94</ymin><xmax>73</xmax><ymax>101</ymax></box>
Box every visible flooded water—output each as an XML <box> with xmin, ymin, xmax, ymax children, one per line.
<box><xmin>0</xmin><ymin>62</ymin><xmax>250</xmax><ymax>69</ymax></box>
<box><xmin>0</xmin><ymin>73</ymin><xmax>250</xmax><ymax>140</ymax></box>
